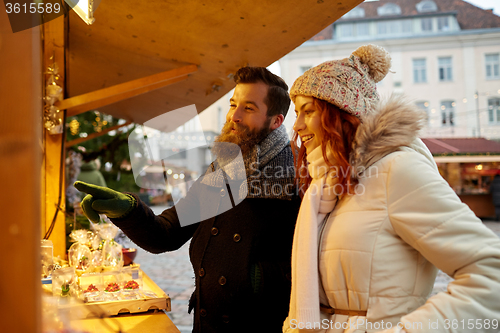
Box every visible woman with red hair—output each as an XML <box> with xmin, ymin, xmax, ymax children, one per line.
<box><xmin>291</xmin><ymin>98</ymin><xmax>361</xmax><ymax>198</ymax></box>
<box><xmin>283</xmin><ymin>44</ymin><xmax>500</xmax><ymax>333</ymax></box>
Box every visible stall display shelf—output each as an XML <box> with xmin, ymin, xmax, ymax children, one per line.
<box><xmin>43</xmin><ymin>268</ymin><xmax>171</xmax><ymax>320</ymax></box>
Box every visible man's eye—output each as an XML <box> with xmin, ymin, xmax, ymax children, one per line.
<box><xmin>230</xmin><ymin>104</ymin><xmax>236</xmax><ymax>108</ymax></box>
<box><xmin>305</xmin><ymin>110</ymin><xmax>314</xmax><ymax>115</ymax></box>
<box><xmin>245</xmin><ymin>107</ymin><xmax>254</xmax><ymax>111</ymax></box>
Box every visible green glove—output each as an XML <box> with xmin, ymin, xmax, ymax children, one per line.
<box><xmin>74</xmin><ymin>181</ymin><xmax>136</xmax><ymax>223</ymax></box>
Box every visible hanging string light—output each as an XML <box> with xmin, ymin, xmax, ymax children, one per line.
<box><xmin>69</xmin><ymin>119</ymin><xmax>80</xmax><ymax>136</ymax></box>
<box><xmin>92</xmin><ymin>111</ymin><xmax>108</xmax><ymax>133</ymax></box>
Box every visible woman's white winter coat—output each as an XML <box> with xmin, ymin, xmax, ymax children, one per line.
<box><xmin>284</xmin><ymin>96</ymin><xmax>500</xmax><ymax>333</ymax></box>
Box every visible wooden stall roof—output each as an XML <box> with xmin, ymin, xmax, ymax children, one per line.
<box><xmin>66</xmin><ymin>0</ymin><xmax>362</xmax><ymax>125</ymax></box>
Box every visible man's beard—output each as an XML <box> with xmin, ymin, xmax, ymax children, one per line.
<box><xmin>214</xmin><ymin>118</ymin><xmax>272</xmax><ymax>156</ymax></box>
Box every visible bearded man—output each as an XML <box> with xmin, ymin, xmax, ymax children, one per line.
<box><xmin>75</xmin><ymin>67</ymin><xmax>301</xmax><ymax>333</ymax></box>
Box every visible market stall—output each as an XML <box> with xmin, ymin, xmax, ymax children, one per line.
<box><xmin>1</xmin><ymin>0</ymin><xmax>364</xmax><ymax>332</ymax></box>
<box><xmin>423</xmin><ymin>138</ymin><xmax>500</xmax><ymax>218</ymax></box>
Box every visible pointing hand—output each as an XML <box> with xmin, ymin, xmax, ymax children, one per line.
<box><xmin>74</xmin><ymin>181</ymin><xmax>136</xmax><ymax>223</ymax></box>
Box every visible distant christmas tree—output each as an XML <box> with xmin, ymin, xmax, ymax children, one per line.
<box><xmin>65</xmin><ymin>110</ymin><xmax>142</xmax><ymax>193</ymax></box>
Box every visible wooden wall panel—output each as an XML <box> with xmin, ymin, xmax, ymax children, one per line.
<box><xmin>0</xmin><ymin>10</ymin><xmax>42</xmax><ymax>333</ymax></box>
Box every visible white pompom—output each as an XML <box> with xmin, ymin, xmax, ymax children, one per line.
<box><xmin>352</xmin><ymin>44</ymin><xmax>391</xmax><ymax>83</ymax></box>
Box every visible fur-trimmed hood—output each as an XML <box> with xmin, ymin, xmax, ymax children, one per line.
<box><xmin>350</xmin><ymin>94</ymin><xmax>435</xmax><ymax>179</ymax></box>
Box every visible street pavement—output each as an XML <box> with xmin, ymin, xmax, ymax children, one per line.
<box><xmin>135</xmin><ymin>205</ymin><xmax>194</xmax><ymax>333</ymax></box>
<box><xmin>133</xmin><ymin>204</ymin><xmax>500</xmax><ymax>333</ymax></box>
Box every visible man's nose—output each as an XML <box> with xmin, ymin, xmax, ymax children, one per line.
<box><xmin>229</xmin><ymin>106</ymin><xmax>242</xmax><ymax>123</ymax></box>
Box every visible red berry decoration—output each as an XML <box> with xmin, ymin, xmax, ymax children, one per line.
<box><xmin>85</xmin><ymin>284</ymin><xmax>99</xmax><ymax>293</ymax></box>
<box><xmin>105</xmin><ymin>282</ymin><xmax>120</xmax><ymax>292</ymax></box>
<box><xmin>124</xmin><ymin>280</ymin><xmax>139</xmax><ymax>289</ymax></box>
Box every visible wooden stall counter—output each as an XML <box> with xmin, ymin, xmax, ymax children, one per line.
<box><xmin>44</xmin><ymin>269</ymin><xmax>180</xmax><ymax>333</ymax></box>
<box><xmin>70</xmin><ymin>310</ymin><xmax>180</xmax><ymax>333</ymax></box>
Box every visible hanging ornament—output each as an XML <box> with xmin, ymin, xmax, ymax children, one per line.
<box><xmin>43</xmin><ymin>57</ymin><xmax>64</xmax><ymax>134</ymax></box>
<box><xmin>44</xmin><ymin>105</ymin><xmax>63</xmax><ymax>134</ymax></box>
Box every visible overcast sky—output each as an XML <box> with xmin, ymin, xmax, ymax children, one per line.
<box><xmin>463</xmin><ymin>0</ymin><xmax>500</xmax><ymax>16</ymax></box>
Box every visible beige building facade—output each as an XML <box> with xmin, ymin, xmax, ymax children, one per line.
<box><xmin>279</xmin><ymin>0</ymin><xmax>500</xmax><ymax>140</ymax></box>
<box><xmin>280</xmin><ymin>32</ymin><xmax>500</xmax><ymax>139</ymax></box>
<box><xmin>202</xmin><ymin>1</ymin><xmax>500</xmax><ymax>141</ymax></box>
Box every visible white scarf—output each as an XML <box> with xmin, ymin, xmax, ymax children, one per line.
<box><xmin>289</xmin><ymin>145</ymin><xmax>339</xmax><ymax>326</ymax></box>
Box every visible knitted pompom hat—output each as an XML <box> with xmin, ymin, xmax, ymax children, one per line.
<box><xmin>290</xmin><ymin>44</ymin><xmax>391</xmax><ymax>121</ymax></box>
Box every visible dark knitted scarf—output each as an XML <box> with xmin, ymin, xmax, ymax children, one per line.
<box><xmin>201</xmin><ymin>125</ymin><xmax>295</xmax><ymax>200</ymax></box>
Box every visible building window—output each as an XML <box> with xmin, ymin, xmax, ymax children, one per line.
<box><xmin>388</xmin><ymin>20</ymin><xmax>401</xmax><ymax>34</ymax></box>
<box><xmin>357</xmin><ymin>22</ymin><xmax>370</xmax><ymax>36</ymax></box>
<box><xmin>488</xmin><ymin>98</ymin><xmax>500</xmax><ymax>123</ymax></box>
<box><xmin>413</xmin><ymin>58</ymin><xmax>427</xmax><ymax>83</ymax></box>
<box><xmin>416</xmin><ymin>0</ymin><xmax>438</xmax><ymax>13</ymax></box>
<box><xmin>339</xmin><ymin>23</ymin><xmax>354</xmax><ymax>37</ymax></box>
<box><xmin>377</xmin><ymin>21</ymin><xmax>388</xmax><ymax>35</ymax></box>
<box><xmin>402</xmin><ymin>19</ymin><xmax>413</xmax><ymax>33</ymax></box>
<box><xmin>377</xmin><ymin>20</ymin><xmax>401</xmax><ymax>35</ymax></box>
<box><xmin>485</xmin><ymin>53</ymin><xmax>500</xmax><ymax>80</ymax></box>
<box><xmin>300</xmin><ymin>66</ymin><xmax>311</xmax><ymax>75</ymax></box>
<box><xmin>438</xmin><ymin>57</ymin><xmax>452</xmax><ymax>82</ymax></box>
<box><xmin>437</xmin><ymin>17</ymin><xmax>449</xmax><ymax>31</ymax></box>
<box><xmin>441</xmin><ymin>101</ymin><xmax>455</xmax><ymax>126</ymax></box>
<box><xmin>377</xmin><ymin>3</ymin><xmax>402</xmax><ymax>16</ymax></box>
<box><xmin>421</xmin><ymin>18</ymin><xmax>433</xmax><ymax>32</ymax></box>
<box><xmin>337</xmin><ymin>22</ymin><xmax>371</xmax><ymax>39</ymax></box>
<box><xmin>416</xmin><ymin>101</ymin><xmax>430</xmax><ymax>123</ymax></box>
<box><xmin>343</xmin><ymin>6</ymin><xmax>365</xmax><ymax>18</ymax></box>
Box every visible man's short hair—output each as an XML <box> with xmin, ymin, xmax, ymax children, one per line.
<box><xmin>234</xmin><ymin>67</ymin><xmax>291</xmax><ymax>118</ymax></box>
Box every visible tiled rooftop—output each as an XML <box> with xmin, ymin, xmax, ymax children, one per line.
<box><xmin>310</xmin><ymin>0</ymin><xmax>500</xmax><ymax>41</ymax></box>
<box><xmin>422</xmin><ymin>138</ymin><xmax>500</xmax><ymax>155</ymax></box>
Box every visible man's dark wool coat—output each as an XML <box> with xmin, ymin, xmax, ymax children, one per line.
<box><xmin>111</xmin><ymin>145</ymin><xmax>300</xmax><ymax>333</ymax></box>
